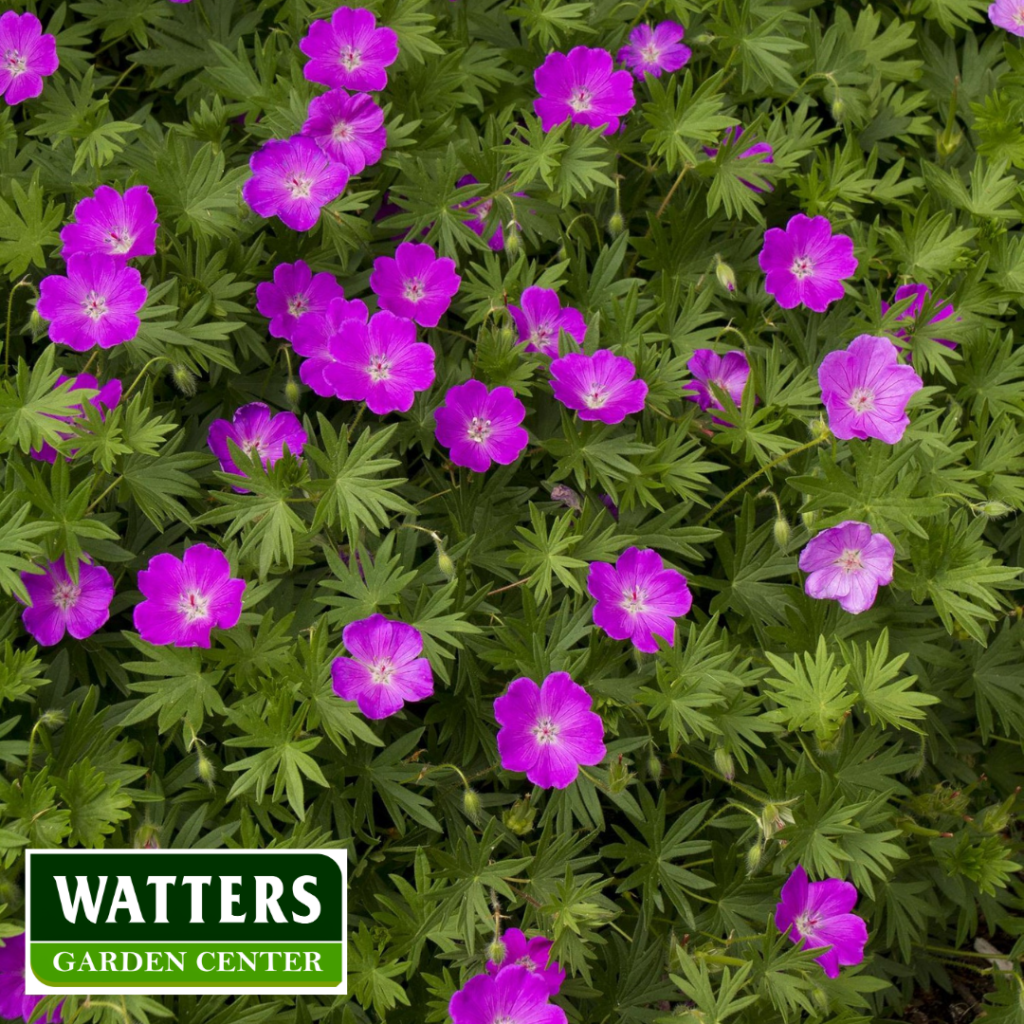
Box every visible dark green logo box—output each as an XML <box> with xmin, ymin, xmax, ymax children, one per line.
<box><xmin>25</xmin><ymin>849</ymin><xmax>347</xmax><ymax>995</ymax></box>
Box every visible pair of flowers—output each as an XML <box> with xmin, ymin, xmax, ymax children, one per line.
<box><xmin>243</xmin><ymin>7</ymin><xmax>397</xmax><ymax>231</ymax></box>
<box><xmin>35</xmin><ymin>184</ymin><xmax>158</xmax><ymax>351</ymax></box>
<box><xmin>447</xmin><ymin>865</ymin><xmax>868</xmax><ymax>1024</ymax></box>
<box><xmin>19</xmin><ymin>545</ymin><xmax>244</xmax><ymax>649</ymax></box>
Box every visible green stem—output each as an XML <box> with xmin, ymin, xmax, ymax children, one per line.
<box><xmin>4</xmin><ymin>279</ymin><xmax>36</xmax><ymax>375</ymax></box>
<box><xmin>123</xmin><ymin>356</ymin><xmax>169</xmax><ymax>402</ymax></box>
<box><xmin>86</xmin><ymin>476</ymin><xmax>122</xmax><ymax>514</ymax></box>
<box><xmin>697</xmin><ymin>432</ymin><xmax>831</xmax><ymax>527</ymax></box>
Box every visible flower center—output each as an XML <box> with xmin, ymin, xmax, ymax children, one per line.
<box><xmin>52</xmin><ymin>580</ymin><xmax>81</xmax><ymax>613</ymax></box>
<box><xmin>583</xmin><ymin>382</ymin><xmax>609</xmax><ymax>408</ymax></box>
<box><xmin>3</xmin><ymin>49</ymin><xmax>26</xmax><ymax>76</ymax></box>
<box><xmin>531</xmin><ymin>717</ymin><xmax>559</xmax><ymax>744</ymax></box>
<box><xmin>640</xmin><ymin>43</ymin><xmax>661</xmax><ymax>63</ymax></box>
<box><xmin>178</xmin><ymin>590</ymin><xmax>210</xmax><ymax>624</ymax></box>
<box><xmin>368</xmin><ymin>658</ymin><xmax>394</xmax><ymax>686</ymax></box>
<box><xmin>467</xmin><ymin>416</ymin><xmax>492</xmax><ymax>444</ymax></box>
<box><xmin>367</xmin><ymin>354</ymin><xmax>391</xmax><ymax>382</ymax></box>
<box><xmin>846</xmin><ymin>387</ymin><xmax>875</xmax><ymax>414</ymax></box>
<box><xmin>107</xmin><ymin>228</ymin><xmax>134</xmax><ymax>255</ymax></box>
<box><xmin>331</xmin><ymin>120</ymin><xmax>353</xmax><ymax>142</ymax></box>
<box><xmin>339</xmin><ymin>47</ymin><xmax>363</xmax><ymax>72</ymax></box>
<box><xmin>492</xmin><ymin>1017</ymin><xmax>516</xmax><ymax>1024</ymax></box>
<box><xmin>621</xmin><ymin>586</ymin><xmax>646</xmax><ymax>615</ymax></box>
<box><xmin>568</xmin><ymin>88</ymin><xmax>593</xmax><ymax>113</ymax></box>
<box><xmin>287</xmin><ymin>174</ymin><xmax>314</xmax><ymax>199</ymax></box>
<box><xmin>244</xmin><ymin>438</ymin><xmax>267</xmax><ymax>458</ymax></box>
<box><xmin>834</xmin><ymin>548</ymin><xmax>864</xmax><ymax>574</ymax></box>
<box><xmin>403</xmin><ymin>278</ymin><xmax>425</xmax><ymax>302</ymax></box>
<box><xmin>82</xmin><ymin>291</ymin><xmax>109</xmax><ymax>321</ymax></box>
<box><xmin>794</xmin><ymin>912</ymin><xmax>820</xmax><ymax>938</ymax></box>
<box><xmin>514</xmin><ymin>956</ymin><xmax>536</xmax><ymax>970</ymax></box>
<box><xmin>287</xmin><ymin>294</ymin><xmax>309</xmax><ymax>318</ymax></box>
<box><xmin>790</xmin><ymin>255</ymin><xmax>815</xmax><ymax>280</ymax></box>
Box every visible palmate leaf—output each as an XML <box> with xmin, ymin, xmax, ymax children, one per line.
<box><xmin>307</xmin><ymin>418</ymin><xmax>415</xmax><ymax>537</ymax></box>
<box><xmin>0</xmin><ymin>173</ymin><xmax>64</xmax><ymax>275</ymax></box>
<box><xmin>54</xmin><ymin>758</ymin><xmax>133</xmax><ymax>849</ymax></box>
<box><xmin>0</xmin><ymin>348</ymin><xmax>85</xmax><ymax>455</ymax></box>
<box><xmin>0</xmin><ymin>494</ymin><xmax>54</xmax><ymax>603</ymax></box>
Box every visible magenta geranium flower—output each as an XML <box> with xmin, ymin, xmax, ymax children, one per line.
<box><xmin>881</xmin><ymin>283</ymin><xmax>956</xmax><ymax>352</ymax></box>
<box><xmin>494</xmin><ymin>671</ymin><xmax>606</xmax><ymax>789</ymax></box>
<box><xmin>704</xmin><ymin>126</ymin><xmax>774</xmax><ymax>192</ymax></box>
<box><xmin>818</xmin><ymin>334</ymin><xmax>923</xmax><ymax>444</ymax></box>
<box><xmin>207</xmin><ymin>402</ymin><xmax>307</xmax><ymax>489</ymax></box>
<box><xmin>509</xmin><ymin>286</ymin><xmax>587</xmax><ymax>357</ymax></box>
<box><xmin>587</xmin><ymin>547</ymin><xmax>692</xmax><ymax>653</ymax></box>
<box><xmin>0</xmin><ymin>933</ymin><xmax>63</xmax><ymax>1024</ymax></box>
<box><xmin>30</xmin><ymin>373</ymin><xmax>122</xmax><ymax>463</ymax></box>
<box><xmin>19</xmin><ymin>556</ymin><xmax>114</xmax><ymax>647</ymax></box>
<box><xmin>486</xmin><ymin>929</ymin><xmax>565</xmax><ymax>995</ymax></box>
<box><xmin>534</xmin><ymin>46</ymin><xmax>636</xmax><ymax>135</ymax></box>
<box><xmin>799</xmin><ymin>521</ymin><xmax>895</xmax><ymax>615</ymax></box>
<box><xmin>451</xmin><ymin>966</ymin><xmax>566</xmax><ymax>1024</ymax></box>
<box><xmin>455</xmin><ymin>175</ymin><xmax>526</xmax><ymax>251</ymax></box>
<box><xmin>322</xmin><ymin>309</ymin><xmax>435</xmax><ymax>414</ymax></box>
<box><xmin>299</xmin><ymin>6</ymin><xmax>399</xmax><ymax>92</ymax></box>
<box><xmin>369</xmin><ymin>242</ymin><xmax>461</xmax><ymax>328</ymax></box>
<box><xmin>242</xmin><ymin>136</ymin><xmax>350</xmax><ymax>232</ymax></box>
<box><xmin>775</xmin><ymin>865</ymin><xmax>869</xmax><ymax>979</ymax></box>
<box><xmin>60</xmin><ymin>185</ymin><xmax>159</xmax><ymax>260</ymax></box>
<box><xmin>0</xmin><ymin>12</ymin><xmax>58</xmax><ymax>106</ymax></box>
<box><xmin>37</xmin><ymin>254</ymin><xmax>147</xmax><ymax>352</ymax></box>
<box><xmin>302</xmin><ymin>89</ymin><xmax>387</xmax><ymax>174</ymax></box>
<box><xmin>292</xmin><ymin>296</ymin><xmax>369</xmax><ymax>397</ymax></box>
<box><xmin>256</xmin><ymin>260</ymin><xmax>345</xmax><ymax>342</ymax></box>
<box><xmin>434</xmin><ymin>380</ymin><xmax>529</xmax><ymax>472</ymax></box>
<box><xmin>618</xmin><ymin>22</ymin><xmax>691</xmax><ymax>78</ymax></box>
<box><xmin>759</xmin><ymin>214</ymin><xmax>857</xmax><ymax>313</ymax></box>
<box><xmin>133</xmin><ymin>545</ymin><xmax>246</xmax><ymax>648</ymax></box>
<box><xmin>683</xmin><ymin>349</ymin><xmax>750</xmax><ymax>423</ymax></box>
<box><xmin>331</xmin><ymin>613</ymin><xmax>434</xmax><ymax>719</ymax></box>
<box><xmin>550</xmin><ymin>349</ymin><xmax>647</xmax><ymax>424</ymax></box>
<box><xmin>990</xmin><ymin>0</ymin><xmax>1024</xmax><ymax>33</ymax></box>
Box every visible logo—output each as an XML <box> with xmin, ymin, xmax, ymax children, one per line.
<box><xmin>25</xmin><ymin>849</ymin><xmax>347</xmax><ymax>996</ymax></box>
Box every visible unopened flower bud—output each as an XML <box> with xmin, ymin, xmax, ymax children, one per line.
<box><xmin>831</xmin><ymin>96</ymin><xmax>844</xmax><ymax>121</ymax></box>
<box><xmin>504</xmin><ymin>796</ymin><xmax>535</xmax><ymax>836</ymax></box>
<box><xmin>937</xmin><ymin>128</ymin><xmax>963</xmax><ymax>159</ymax></box>
<box><xmin>437</xmin><ymin>549</ymin><xmax>456</xmax><ymax>579</ymax></box>
<box><xmin>746</xmin><ymin>843</ymin><xmax>762</xmax><ymax>872</ymax></box>
<box><xmin>285</xmin><ymin>379</ymin><xmax>302</xmax><ymax>405</ymax></box>
<box><xmin>713</xmin><ymin>747</ymin><xmax>735</xmax><ymax>782</ymax></box>
<box><xmin>170</xmin><ymin>363</ymin><xmax>198</xmax><ymax>397</ymax></box>
<box><xmin>463</xmin><ymin>788</ymin><xmax>482</xmax><ymax>820</ymax></box>
<box><xmin>504</xmin><ymin>227</ymin><xmax>520</xmax><ymax>255</ymax></box>
<box><xmin>647</xmin><ymin>753</ymin><xmax>662</xmax><ymax>780</ymax></box>
<box><xmin>196</xmin><ymin>750</ymin><xmax>216</xmax><ymax>786</ymax></box>
<box><xmin>693</xmin><ymin>33</ymin><xmax>715</xmax><ymax>46</ymax></box>
<box><xmin>608</xmin><ymin>211</ymin><xmax>625</xmax><ymax>235</ymax></box>
<box><xmin>608</xmin><ymin>754</ymin><xmax>631</xmax><ymax>794</ymax></box>
<box><xmin>29</xmin><ymin>308</ymin><xmax>46</xmax><ymax>339</ymax></box>
<box><xmin>550</xmin><ymin>484</ymin><xmax>582</xmax><ymax>512</ymax></box>
<box><xmin>715</xmin><ymin>258</ymin><xmax>736</xmax><ymax>293</ymax></box>
<box><xmin>975</xmin><ymin>500</ymin><xmax>1013</xmax><ymax>519</ymax></box>
<box><xmin>487</xmin><ymin>939</ymin><xmax>507</xmax><ymax>966</ymax></box>
<box><xmin>497</xmin><ymin>324</ymin><xmax>516</xmax><ymax>346</ymax></box>
<box><xmin>773</xmin><ymin>516</ymin><xmax>791</xmax><ymax>548</ymax></box>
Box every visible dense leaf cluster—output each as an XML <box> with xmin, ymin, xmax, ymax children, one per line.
<box><xmin>2</xmin><ymin>0</ymin><xmax>1024</xmax><ymax>1022</ymax></box>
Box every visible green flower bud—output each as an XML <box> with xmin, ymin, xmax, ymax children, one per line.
<box><xmin>170</xmin><ymin>363</ymin><xmax>198</xmax><ymax>398</ymax></box>
<box><xmin>463</xmin><ymin>788</ymin><xmax>482</xmax><ymax>821</ymax></box>
<box><xmin>498</xmin><ymin>324</ymin><xmax>516</xmax><ymax>346</ymax></box>
<box><xmin>504</xmin><ymin>227</ymin><xmax>520</xmax><ymax>255</ymax></box>
<box><xmin>937</xmin><ymin>128</ymin><xmax>963</xmax><ymax>159</ymax></box>
<box><xmin>608</xmin><ymin>754</ymin><xmax>631</xmax><ymax>794</ymax></box>
<box><xmin>196</xmin><ymin>750</ymin><xmax>217</xmax><ymax>786</ymax></box>
<box><xmin>773</xmin><ymin>516</ymin><xmax>791</xmax><ymax>549</ymax></box>
<box><xmin>504</xmin><ymin>796</ymin><xmax>536</xmax><ymax>836</ymax></box>
<box><xmin>647</xmin><ymin>753</ymin><xmax>662</xmax><ymax>781</ymax></box>
<box><xmin>285</xmin><ymin>379</ymin><xmax>302</xmax><ymax>405</ymax></box>
<box><xmin>487</xmin><ymin>939</ymin><xmax>507</xmax><ymax>965</ymax></box>
<box><xmin>608</xmin><ymin>211</ymin><xmax>625</xmax><ymax>235</ymax></box>
<box><xmin>715</xmin><ymin>258</ymin><xmax>737</xmax><ymax>294</ymax></box>
<box><xmin>29</xmin><ymin>308</ymin><xmax>46</xmax><ymax>339</ymax></box>
<box><xmin>713</xmin><ymin>747</ymin><xmax>735</xmax><ymax>782</ymax></box>
<box><xmin>831</xmin><ymin>96</ymin><xmax>844</xmax><ymax>121</ymax></box>
<box><xmin>437</xmin><ymin>548</ymin><xmax>456</xmax><ymax>579</ymax></box>
<box><xmin>746</xmin><ymin>843</ymin><xmax>762</xmax><ymax>873</ymax></box>
<box><xmin>976</xmin><ymin>501</ymin><xmax>1013</xmax><ymax>519</ymax></box>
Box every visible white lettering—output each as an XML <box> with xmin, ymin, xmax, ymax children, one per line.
<box><xmin>53</xmin><ymin>876</ymin><xmax>108</xmax><ymax>924</ymax></box>
<box><xmin>291</xmin><ymin>875</ymin><xmax>320</xmax><ymax>923</ymax></box>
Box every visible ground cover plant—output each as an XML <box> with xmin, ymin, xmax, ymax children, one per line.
<box><xmin>1</xmin><ymin>0</ymin><xmax>1024</xmax><ymax>1021</ymax></box>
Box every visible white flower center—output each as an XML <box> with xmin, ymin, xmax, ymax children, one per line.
<box><xmin>331</xmin><ymin>120</ymin><xmax>353</xmax><ymax>142</ymax></box>
<box><xmin>794</xmin><ymin>911</ymin><xmax>820</xmax><ymax>938</ymax></box>
<box><xmin>82</xmin><ymin>291</ymin><xmax>109</xmax><ymax>321</ymax></box>
<box><xmin>244</xmin><ymin>438</ymin><xmax>267</xmax><ymax>459</ymax></box>
<box><xmin>287</xmin><ymin>174</ymin><xmax>314</xmax><ymax>199</ymax></box>
<box><xmin>368</xmin><ymin>658</ymin><xmax>394</xmax><ymax>686</ymax></box>
<box><xmin>514</xmin><ymin>956</ymin><xmax>536</xmax><ymax>970</ymax></box>
<box><xmin>3</xmin><ymin>49</ymin><xmax>26</xmax><ymax>76</ymax></box>
<box><xmin>790</xmin><ymin>255</ymin><xmax>815</xmax><ymax>280</ymax></box>
<box><xmin>568</xmin><ymin>88</ymin><xmax>593</xmax><ymax>113</ymax></box>
<box><xmin>403</xmin><ymin>279</ymin><xmax>425</xmax><ymax>302</ymax></box>
<box><xmin>475</xmin><ymin>197</ymin><xmax>493</xmax><ymax>217</ymax></box>
<box><xmin>107</xmin><ymin>228</ymin><xmax>134</xmax><ymax>255</ymax></box>
<box><xmin>640</xmin><ymin>43</ymin><xmax>661</xmax><ymax>63</ymax></box>
<box><xmin>339</xmin><ymin>47</ymin><xmax>363</xmax><ymax>72</ymax></box>
<box><xmin>621</xmin><ymin>585</ymin><xmax>646</xmax><ymax>615</ymax></box>
<box><xmin>531</xmin><ymin>717</ymin><xmax>559</xmax><ymax>745</ymax></box>
<box><xmin>52</xmin><ymin>580</ymin><xmax>81</xmax><ymax>612</ymax></box>
<box><xmin>834</xmin><ymin>548</ymin><xmax>864</xmax><ymax>574</ymax></box>
<box><xmin>178</xmin><ymin>590</ymin><xmax>210</xmax><ymax>624</ymax></box>
<box><xmin>367</xmin><ymin>354</ymin><xmax>391</xmax><ymax>382</ymax></box>
<box><xmin>467</xmin><ymin>417</ymin><xmax>492</xmax><ymax>444</ymax></box>
<box><xmin>492</xmin><ymin>1017</ymin><xmax>516</xmax><ymax>1024</ymax></box>
<box><xmin>287</xmin><ymin>294</ymin><xmax>309</xmax><ymax>317</ymax></box>
<box><xmin>583</xmin><ymin>382</ymin><xmax>609</xmax><ymax>408</ymax></box>
<box><xmin>846</xmin><ymin>387</ymin><xmax>875</xmax><ymax>414</ymax></box>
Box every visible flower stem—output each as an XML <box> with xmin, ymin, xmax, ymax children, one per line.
<box><xmin>3</xmin><ymin>278</ymin><xmax>36</xmax><ymax>376</ymax></box>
